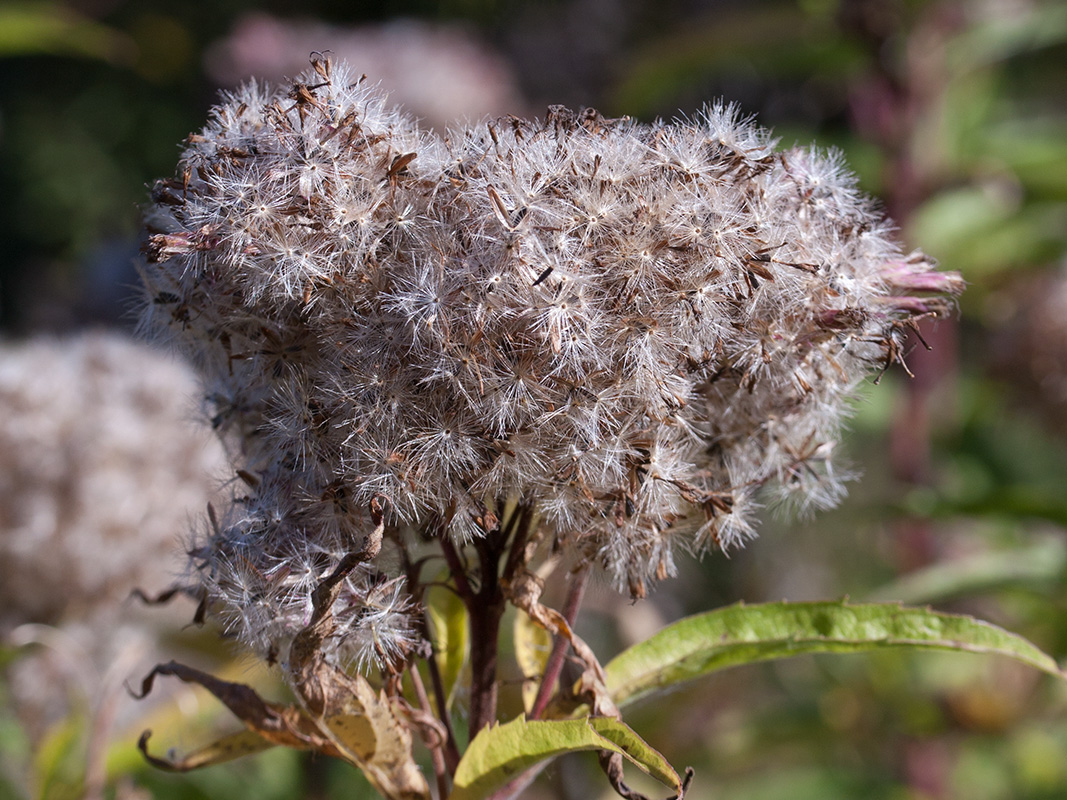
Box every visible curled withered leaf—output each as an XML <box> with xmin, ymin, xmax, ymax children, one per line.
<box><xmin>289</xmin><ymin>553</ymin><xmax>367</xmax><ymax>715</ymax></box>
<box><xmin>398</xmin><ymin>696</ymin><xmax>449</xmax><ymax>750</ymax></box>
<box><xmin>192</xmin><ymin>593</ymin><xmax>208</xmax><ymax>626</ymax></box>
<box><xmin>598</xmin><ymin>752</ymin><xmax>696</xmax><ymax>800</ymax></box>
<box><xmin>599</xmin><ymin>750</ymin><xmax>651</xmax><ymax>800</ymax></box>
<box><xmin>137</xmin><ymin>729</ymin><xmax>275</xmax><ymax>771</ymax></box>
<box><xmin>131</xmin><ymin>661</ymin><xmax>341</xmax><ymax>755</ymax></box>
<box><xmin>598</xmin><ymin>750</ymin><xmax>697</xmax><ymax>800</ymax></box>
<box><xmin>293</xmin><ymin>629</ymin><xmax>429</xmax><ymax>798</ymax></box>
<box><xmin>132</xmin><ymin>660</ymin><xmax>429</xmax><ymax>799</ymax></box>
<box><xmin>281</xmin><ymin>540</ymin><xmax>429</xmax><ymax>800</ymax></box>
<box><xmin>288</xmin><ymin>503</ymin><xmax>388</xmax><ymax>713</ymax></box>
<box><xmin>129</xmin><ymin>585</ymin><xmax>208</xmax><ymax>628</ymax></box>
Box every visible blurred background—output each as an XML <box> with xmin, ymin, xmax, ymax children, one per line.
<box><xmin>1</xmin><ymin>0</ymin><xmax>1066</xmax><ymax>798</ymax></box>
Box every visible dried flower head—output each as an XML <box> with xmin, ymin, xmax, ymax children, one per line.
<box><xmin>139</xmin><ymin>58</ymin><xmax>962</xmax><ymax>666</ymax></box>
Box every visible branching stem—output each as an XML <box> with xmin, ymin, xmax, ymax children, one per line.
<box><xmin>530</xmin><ymin>565</ymin><xmax>589</xmax><ymax>719</ymax></box>
<box><xmin>409</xmin><ymin>665</ymin><xmax>450</xmax><ymax>799</ymax></box>
<box><xmin>440</xmin><ymin>501</ymin><xmax>536</xmax><ymax>735</ymax></box>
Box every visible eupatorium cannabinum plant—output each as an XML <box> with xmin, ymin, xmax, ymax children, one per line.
<box><xmin>133</xmin><ymin>57</ymin><xmax>1062</xmax><ymax>800</ymax></box>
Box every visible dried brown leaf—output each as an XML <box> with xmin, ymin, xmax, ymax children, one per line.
<box><xmin>137</xmin><ymin>729</ymin><xmax>275</xmax><ymax>771</ymax></box>
<box><xmin>321</xmin><ymin>675</ymin><xmax>430</xmax><ymax>799</ymax></box>
<box><xmin>132</xmin><ymin>661</ymin><xmax>340</xmax><ymax>755</ymax></box>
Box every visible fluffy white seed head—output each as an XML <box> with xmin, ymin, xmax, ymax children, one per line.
<box><xmin>140</xmin><ymin>58</ymin><xmax>963</xmax><ymax>660</ymax></box>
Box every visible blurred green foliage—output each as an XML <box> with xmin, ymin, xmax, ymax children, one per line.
<box><xmin>2</xmin><ymin>0</ymin><xmax>1066</xmax><ymax>798</ymax></box>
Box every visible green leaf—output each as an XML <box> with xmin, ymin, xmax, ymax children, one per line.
<box><xmin>425</xmin><ymin>581</ymin><xmax>470</xmax><ymax>710</ymax></box>
<box><xmin>513</xmin><ymin>608</ymin><xmax>552</xmax><ymax>713</ymax></box>
<box><xmin>947</xmin><ymin>1</ymin><xmax>1067</xmax><ymax>71</ymax></box>
<box><xmin>449</xmin><ymin>715</ymin><xmax>680</xmax><ymax>800</ymax></box>
<box><xmin>910</xmin><ymin>189</ymin><xmax>1067</xmax><ymax>278</ymax></box>
<box><xmin>604</xmin><ymin>601</ymin><xmax>1066</xmax><ymax>709</ymax></box>
<box><xmin>0</xmin><ymin>3</ymin><xmax>130</xmax><ymax>60</ymax></box>
<box><xmin>587</xmin><ymin>717</ymin><xmax>679</xmax><ymax>789</ymax></box>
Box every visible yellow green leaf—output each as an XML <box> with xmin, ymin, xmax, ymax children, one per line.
<box><xmin>425</xmin><ymin>582</ymin><xmax>470</xmax><ymax>710</ymax></box>
<box><xmin>450</xmin><ymin>715</ymin><xmax>680</xmax><ymax>800</ymax></box>
<box><xmin>587</xmin><ymin>716</ymin><xmax>678</xmax><ymax>789</ymax></box>
<box><xmin>513</xmin><ymin>608</ymin><xmax>552</xmax><ymax>713</ymax></box>
<box><xmin>0</xmin><ymin>3</ymin><xmax>130</xmax><ymax>60</ymax></box>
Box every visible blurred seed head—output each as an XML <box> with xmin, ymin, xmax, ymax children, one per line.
<box><xmin>0</xmin><ymin>332</ymin><xmax>226</xmax><ymax>630</ymax></box>
<box><xmin>0</xmin><ymin>332</ymin><xmax>228</xmax><ymax>744</ymax></box>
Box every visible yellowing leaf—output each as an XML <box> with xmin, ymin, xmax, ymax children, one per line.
<box><xmin>425</xmin><ymin>582</ymin><xmax>470</xmax><ymax>710</ymax></box>
<box><xmin>449</xmin><ymin>715</ymin><xmax>680</xmax><ymax>800</ymax></box>
<box><xmin>322</xmin><ymin>712</ymin><xmax>377</xmax><ymax>761</ymax></box>
<box><xmin>513</xmin><ymin>608</ymin><xmax>552</xmax><ymax>713</ymax></box>
<box><xmin>322</xmin><ymin>673</ymin><xmax>430</xmax><ymax>800</ymax></box>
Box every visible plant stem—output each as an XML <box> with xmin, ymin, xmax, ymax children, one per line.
<box><xmin>424</xmin><ymin>643</ymin><xmax>461</xmax><ymax>772</ymax></box>
<box><xmin>409</xmin><ymin>664</ymin><xmax>450</xmax><ymax>799</ymax></box>
<box><xmin>439</xmin><ymin>533</ymin><xmax>473</xmax><ymax>601</ymax></box>
<box><xmin>467</xmin><ymin>584</ymin><xmax>505</xmax><ymax>735</ymax></box>
<box><xmin>530</xmin><ymin>565</ymin><xmax>589</xmax><ymax>719</ymax></box>
<box><xmin>441</xmin><ymin>502</ymin><xmax>535</xmax><ymax>736</ymax></box>
<box><xmin>439</xmin><ymin>527</ymin><xmax>501</xmax><ymax>734</ymax></box>
<box><xmin>467</xmin><ymin>529</ymin><xmax>508</xmax><ymax>734</ymax></box>
<box><xmin>400</xmin><ymin>539</ymin><xmax>461</xmax><ymax>774</ymax></box>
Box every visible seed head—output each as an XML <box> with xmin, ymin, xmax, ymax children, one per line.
<box><xmin>140</xmin><ymin>58</ymin><xmax>962</xmax><ymax>660</ymax></box>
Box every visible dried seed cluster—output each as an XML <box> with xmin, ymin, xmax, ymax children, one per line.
<box><xmin>140</xmin><ymin>58</ymin><xmax>961</xmax><ymax>666</ymax></box>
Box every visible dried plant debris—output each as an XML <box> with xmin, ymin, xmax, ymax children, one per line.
<box><xmin>133</xmin><ymin>661</ymin><xmax>429</xmax><ymax>799</ymax></box>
